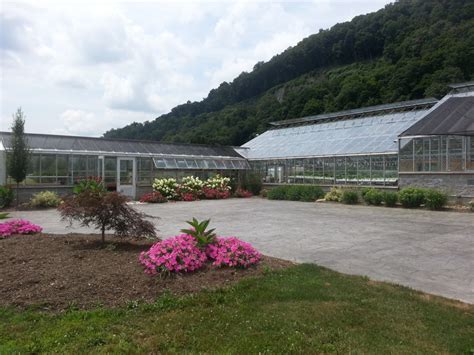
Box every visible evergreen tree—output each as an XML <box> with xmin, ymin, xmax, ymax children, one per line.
<box><xmin>7</xmin><ymin>108</ymin><xmax>30</xmax><ymax>207</ymax></box>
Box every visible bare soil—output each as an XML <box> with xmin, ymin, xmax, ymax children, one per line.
<box><xmin>0</xmin><ymin>234</ymin><xmax>292</xmax><ymax>311</ymax></box>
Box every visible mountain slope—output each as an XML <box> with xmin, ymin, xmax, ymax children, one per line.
<box><xmin>104</xmin><ymin>0</ymin><xmax>474</xmax><ymax>145</ymax></box>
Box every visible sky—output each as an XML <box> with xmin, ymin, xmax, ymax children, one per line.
<box><xmin>0</xmin><ymin>0</ymin><xmax>392</xmax><ymax>137</ymax></box>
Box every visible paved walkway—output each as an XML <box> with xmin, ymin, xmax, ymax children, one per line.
<box><xmin>8</xmin><ymin>198</ymin><xmax>474</xmax><ymax>303</ymax></box>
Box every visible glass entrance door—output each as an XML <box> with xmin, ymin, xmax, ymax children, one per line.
<box><xmin>117</xmin><ymin>158</ymin><xmax>136</xmax><ymax>198</ymax></box>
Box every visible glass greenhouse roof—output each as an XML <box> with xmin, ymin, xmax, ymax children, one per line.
<box><xmin>243</xmin><ymin>109</ymin><xmax>430</xmax><ymax>160</ymax></box>
<box><xmin>0</xmin><ymin>132</ymin><xmax>245</xmax><ymax>160</ymax></box>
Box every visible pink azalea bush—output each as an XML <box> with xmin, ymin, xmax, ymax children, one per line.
<box><xmin>139</xmin><ymin>234</ymin><xmax>207</xmax><ymax>275</ymax></box>
<box><xmin>0</xmin><ymin>219</ymin><xmax>43</xmax><ymax>238</ymax></box>
<box><xmin>234</xmin><ymin>188</ymin><xmax>253</xmax><ymax>198</ymax></box>
<box><xmin>202</xmin><ymin>188</ymin><xmax>231</xmax><ymax>200</ymax></box>
<box><xmin>206</xmin><ymin>237</ymin><xmax>261</xmax><ymax>268</ymax></box>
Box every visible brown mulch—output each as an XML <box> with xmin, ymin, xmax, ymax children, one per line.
<box><xmin>0</xmin><ymin>234</ymin><xmax>293</xmax><ymax>311</ymax></box>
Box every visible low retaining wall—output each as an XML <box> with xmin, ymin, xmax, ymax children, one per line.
<box><xmin>10</xmin><ymin>186</ymin><xmax>74</xmax><ymax>204</ymax></box>
<box><xmin>399</xmin><ymin>173</ymin><xmax>474</xmax><ymax>199</ymax></box>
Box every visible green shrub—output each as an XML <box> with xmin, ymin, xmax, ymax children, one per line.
<box><xmin>285</xmin><ymin>185</ymin><xmax>304</xmax><ymax>201</ymax></box>
<box><xmin>360</xmin><ymin>187</ymin><xmax>371</xmax><ymax>199</ymax></box>
<box><xmin>267</xmin><ymin>186</ymin><xmax>288</xmax><ymax>200</ymax></box>
<box><xmin>298</xmin><ymin>186</ymin><xmax>325</xmax><ymax>202</ymax></box>
<box><xmin>362</xmin><ymin>188</ymin><xmax>383</xmax><ymax>206</ymax></box>
<box><xmin>285</xmin><ymin>185</ymin><xmax>324</xmax><ymax>202</ymax></box>
<box><xmin>241</xmin><ymin>172</ymin><xmax>263</xmax><ymax>195</ymax></box>
<box><xmin>341</xmin><ymin>190</ymin><xmax>359</xmax><ymax>204</ymax></box>
<box><xmin>424</xmin><ymin>189</ymin><xmax>448</xmax><ymax>210</ymax></box>
<box><xmin>0</xmin><ymin>186</ymin><xmax>14</xmax><ymax>208</ymax></box>
<box><xmin>398</xmin><ymin>187</ymin><xmax>426</xmax><ymax>208</ymax></box>
<box><xmin>382</xmin><ymin>192</ymin><xmax>398</xmax><ymax>207</ymax></box>
<box><xmin>30</xmin><ymin>191</ymin><xmax>62</xmax><ymax>208</ymax></box>
<box><xmin>73</xmin><ymin>177</ymin><xmax>106</xmax><ymax>194</ymax></box>
<box><xmin>266</xmin><ymin>185</ymin><xmax>324</xmax><ymax>202</ymax></box>
<box><xmin>325</xmin><ymin>187</ymin><xmax>343</xmax><ymax>202</ymax></box>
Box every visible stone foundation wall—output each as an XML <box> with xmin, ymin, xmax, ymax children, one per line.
<box><xmin>399</xmin><ymin>173</ymin><xmax>474</xmax><ymax>198</ymax></box>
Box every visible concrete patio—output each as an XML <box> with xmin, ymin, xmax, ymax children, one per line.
<box><xmin>8</xmin><ymin>198</ymin><xmax>474</xmax><ymax>303</ymax></box>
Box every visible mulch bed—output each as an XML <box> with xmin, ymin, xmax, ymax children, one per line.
<box><xmin>0</xmin><ymin>234</ymin><xmax>292</xmax><ymax>311</ymax></box>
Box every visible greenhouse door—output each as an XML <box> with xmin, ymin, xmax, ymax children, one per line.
<box><xmin>117</xmin><ymin>158</ymin><xmax>136</xmax><ymax>199</ymax></box>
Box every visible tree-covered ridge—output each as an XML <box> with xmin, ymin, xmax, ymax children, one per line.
<box><xmin>104</xmin><ymin>0</ymin><xmax>474</xmax><ymax>145</ymax></box>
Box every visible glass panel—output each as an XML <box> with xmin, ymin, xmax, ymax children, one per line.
<box><xmin>57</xmin><ymin>155</ymin><xmax>69</xmax><ymax>176</ymax></box>
<box><xmin>303</xmin><ymin>159</ymin><xmax>313</xmax><ymax>184</ymax></box>
<box><xmin>399</xmin><ymin>138</ymin><xmax>414</xmax><ymax>172</ymax></box>
<box><xmin>287</xmin><ymin>159</ymin><xmax>296</xmax><ymax>183</ymax></box>
<box><xmin>176</xmin><ymin>159</ymin><xmax>187</xmax><ymax>169</ymax></box>
<box><xmin>224</xmin><ymin>160</ymin><xmax>235</xmax><ymax>169</ymax></box>
<box><xmin>423</xmin><ymin>138</ymin><xmax>430</xmax><ymax>171</ymax></box>
<box><xmin>346</xmin><ymin>157</ymin><xmax>357</xmax><ymax>184</ymax></box>
<box><xmin>138</xmin><ymin>158</ymin><xmax>152</xmax><ymax>185</ymax></box>
<box><xmin>196</xmin><ymin>159</ymin><xmax>207</xmax><ymax>169</ymax></box>
<box><xmin>358</xmin><ymin>156</ymin><xmax>371</xmax><ymax>185</ymax></box>
<box><xmin>313</xmin><ymin>158</ymin><xmax>324</xmax><ymax>184</ymax></box>
<box><xmin>119</xmin><ymin>159</ymin><xmax>134</xmax><ymax>185</ymax></box>
<box><xmin>335</xmin><ymin>157</ymin><xmax>345</xmax><ymax>184</ymax></box>
<box><xmin>27</xmin><ymin>154</ymin><xmax>41</xmax><ymax>177</ymax></box>
<box><xmin>41</xmin><ymin>154</ymin><xmax>56</xmax><ymax>177</ymax></box>
<box><xmin>215</xmin><ymin>160</ymin><xmax>226</xmax><ymax>169</ymax></box>
<box><xmin>371</xmin><ymin>156</ymin><xmax>384</xmax><ymax>185</ymax></box>
<box><xmin>293</xmin><ymin>159</ymin><xmax>305</xmax><ymax>184</ymax></box>
<box><xmin>72</xmin><ymin>156</ymin><xmax>88</xmax><ymax>180</ymax></box>
<box><xmin>153</xmin><ymin>158</ymin><xmax>166</xmax><ymax>169</ymax></box>
<box><xmin>104</xmin><ymin>157</ymin><xmax>117</xmax><ymax>188</ymax></box>
<box><xmin>440</xmin><ymin>136</ymin><xmax>448</xmax><ymax>171</ymax></box>
<box><xmin>414</xmin><ymin>138</ymin><xmax>424</xmax><ymax>172</ymax></box>
<box><xmin>384</xmin><ymin>155</ymin><xmax>398</xmax><ymax>185</ymax></box>
<box><xmin>323</xmin><ymin>157</ymin><xmax>334</xmax><ymax>184</ymax></box>
<box><xmin>205</xmin><ymin>160</ymin><xmax>217</xmax><ymax>169</ymax></box>
<box><xmin>164</xmin><ymin>158</ymin><xmax>178</xmax><ymax>169</ymax></box>
<box><xmin>87</xmin><ymin>156</ymin><xmax>98</xmax><ymax>177</ymax></box>
<box><xmin>186</xmin><ymin>159</ymin><xmax>198</xmax><ymax>169</ymax></box>
<box><xmin>448</xmin><ymin>136</ymin><xmax>463</xmax><ymax>171</ymax></box>
<box><xmin>429</xmin><ymin>137</ymin><xmax>440</xmax><ymax>172</ymax></box>
<box><xmin>468</xmin><ymin>136</ymin><xmax>474</xmax><ymax>171</ymax></box>
<box><xmin>57</xmin><ymin>155</ymin><xmax>70</xmax><ymax>185</ymax></box>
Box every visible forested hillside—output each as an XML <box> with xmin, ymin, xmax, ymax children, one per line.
<box><xmin>104</xmin><ymin>0</ymin><xmax>474</xmax><ymax>145</ymax></box>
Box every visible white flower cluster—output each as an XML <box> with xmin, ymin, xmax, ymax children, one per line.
<box><xmin>180</xmin><ymin>176</ymin><xmax>205</xmax><ymax>193</ymax></box>
<box><xmin>204</xmin><ymin>175</ymin><xmax>231</xmax><ymax>191</ymax></box>
<box><xmin>152</xmin><ymin>178</ymin><xmax>179</xmax><ymax>199</ymax></box>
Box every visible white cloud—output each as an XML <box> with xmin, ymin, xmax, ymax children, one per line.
<box><xmin>1</xmin><ymin>0</ymin><xmax>393</xmax><ymax>137</ymax></box>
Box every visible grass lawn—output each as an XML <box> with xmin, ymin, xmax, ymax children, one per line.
<box><xmin>1</xmin><ymin>264</ymin><xmax>473</xmax><ymax>354</ymax></box>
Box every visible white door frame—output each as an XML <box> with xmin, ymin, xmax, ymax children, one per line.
<box><xmin>117</xmin><ymin>157</ymin><xmax>136</xmax><ymax>199</ymax></box>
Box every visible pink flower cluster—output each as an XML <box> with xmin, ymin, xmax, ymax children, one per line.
<box><xmin>178</xmin><ymin>191</ymin><xmax>199</xmax><ymax>202</ymax></box>
<box><xmin>202</xmin><ymin>188</ymin><xmax>231</xmax><ymax>200</ymax></box>
<box><xmin>139</xmin><ymin>234</ymin><xmax>207</xmax><ymax>275</ymax></box>
<box><xmin>206</xmin><ymin>237</ymin><xmax>261</xmax><ymax>268</ymax></box>
<box><xmin>0</xmin><ymin>219</ymin><xmax>43</xmax><ymax>238</ymax></box>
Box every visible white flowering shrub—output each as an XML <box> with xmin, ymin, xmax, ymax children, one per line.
<box><xmin>180</xmin><ymin>176</ymin><xmax>205</xmax><ymax>195</ymax></box>
<box><xmin>152</xmin><ymin>178</ymin><xmax>179</xmax><ymax>199</ymax></box>
<box><xmin>203</xmin><ymin>175</ymin><xmax>231</xmax><ymax>192</ymax></box>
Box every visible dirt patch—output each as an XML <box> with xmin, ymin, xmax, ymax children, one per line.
<box><xmin>0</xmin><ymin>234</ymin><xmax>293</xmax><ymax>311</ymax></box>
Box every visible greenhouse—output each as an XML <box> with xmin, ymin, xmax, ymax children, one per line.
<box><xmin>0</xmin><ymin>133</ymin><xmax>249</xmax><ymax>200</ymax></box>
<box><xmin>397</xmin><ymin>88</ymin><xmax>474</xmax><ymax>197</ymax></box>
<box><xmin>243</xmin><ymin>99</ymin><xmax>437</xmax><ymax>187</ymax></box>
